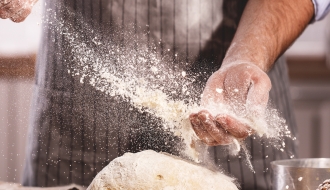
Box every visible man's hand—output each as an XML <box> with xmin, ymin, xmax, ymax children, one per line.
<box><xmin>0</xmin><ymin>0</ymin><xmax>38</xmax><ymax>22</ymax></box>
<box><xmin>189</xmin><ymin>0</ymin><xmax>314</xmax><ymax>146</ymax></box>
<box><xmin>189</xmin><ymin>63</ymin><xmax>271</xmax><ymax>146</ymax></box>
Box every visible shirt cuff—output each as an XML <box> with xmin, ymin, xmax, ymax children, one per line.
<box><xmin>312</xmin><ymin>0</ymin><xmax>330</xmax><ymax>21</ymax></box>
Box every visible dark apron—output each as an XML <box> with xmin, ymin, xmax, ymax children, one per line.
<box><xmin>22</xmin><ymin>0</ymin><xmax>297</xmax><ymax>189</ymax></box>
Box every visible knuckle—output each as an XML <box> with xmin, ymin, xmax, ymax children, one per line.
<box><xmin>190</xmin><ymin>119</ymin><xmax>201</xmax><ymax>129</ymax></box>
<box><xmin>235</xmin><ymin>132</ymin><xmax>248</xmax><ymax>139</ymax></box>
<box><xmin>10</xmin><ymin>0</ymin><xmax>22</xmax><ymax>7</ymax></box>
<box><xmin>20</xmin><ymin>9</ymin><xmax>31</xmax><ymax>20</ymax></box>
<box><xmin>0</xmin><ymin>11</ymin><xmax>9</xmax><ymax>18</ymax></box>
<box><xmin>0</xmin><ymin>0</ymin><xmax>11</xmax><ymax>6</ymax></box>
<box><xmin>215</xmin><ymin>115</ymin><xmax>228</xmax><ymax>126</ymax></box>
<box><xmin>205</xmin><ymin>141</ymin><xmax>216</xmax><ymax>146</ymax></box>
<box><xmin>198</xmin><ymin>110</ymin><xmax>213</xmax><ymax>120</ymax></box>
<box><xmin>10</xmin><ymin>4</ymin><xmax>32</xmax><ymax>22</ymax></box>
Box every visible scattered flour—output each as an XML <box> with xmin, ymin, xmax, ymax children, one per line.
<box><xmin>44</xmin><ymin>5</ymin><xmax>293</xmax><ymax>166</ymax></box>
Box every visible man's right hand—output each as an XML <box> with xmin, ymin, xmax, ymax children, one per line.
<box><xmin>189</xmin><ymin>62</ymin><xmax>272</xmax><ymax>146</ymax></box>
<box><xmin>0</xmin><ymin>0</ymin><xmax>38</xmax><ymax>22</ymax></box>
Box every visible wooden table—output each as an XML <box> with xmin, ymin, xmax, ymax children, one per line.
<box><xmin>0</xmin><ymin>181</ymin><xmax>85</xmax><ymax>190</ymax></box>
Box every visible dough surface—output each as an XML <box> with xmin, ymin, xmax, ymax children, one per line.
<box><xmin>87</xmin><ymin>150</ymin><xmax>238</xmax><ymax>190</ymax></box>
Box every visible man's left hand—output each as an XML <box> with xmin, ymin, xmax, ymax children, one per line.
<box><xmin>0</xmin><ymin>0</ymin><xmax>38</xmax><ymax>22</ymax></box>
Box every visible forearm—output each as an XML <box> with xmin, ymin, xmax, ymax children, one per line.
<box><xmin>222</xmin><ymin>0</ymin><xmax>314</xmax><ymax>72</ymax></box>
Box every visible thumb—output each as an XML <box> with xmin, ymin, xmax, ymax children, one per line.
<box><xmin>246</xmin><ymin>67</ymin><xmax>271</xmax><ymax>117</ymax></box>
<box><xmin>200</xmin><ymin>70</ymin><xmax>226</xmax><ymax>107</ymax></box>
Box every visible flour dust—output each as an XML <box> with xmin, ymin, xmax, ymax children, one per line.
<box><xmin>43</xmin><ymin>4</ymin><xmax>294</xmax><ymax>170</ymax></box>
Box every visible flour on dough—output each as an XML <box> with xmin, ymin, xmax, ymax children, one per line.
<box><xmin>87</xmin><ymin>150</ymin><xmax>238</xmax><ymax>190</ymax></box>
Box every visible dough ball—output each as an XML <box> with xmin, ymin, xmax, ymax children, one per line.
<box><xmin>87</xmin><ymin>150</ymin><xmax>238</xmax><ymax>190</ymax></box>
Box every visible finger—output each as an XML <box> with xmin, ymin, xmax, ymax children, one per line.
<box><xmin>10</xmin><ymin>5</ymin><xmax>31</xmax><ymax>22</ymax></box>
<box><xmin>197</xmin><ymin>110</ymin><xmax>234</xmax><ymax>145</ymax></box>
<box><xmin>0</xmin><ymin>0</ymin><xmax>13</xmax><ymax>8</ymax></box>
<box><xmin>189</xmin><ymin>112</ymin><xmax>217</xmax><ymax>146</ymax></box>
<box><xmin>215</xmin><ymin>114</ymin><xmax>252</xmax><ymax>139</ymax></box>
<box><xmin>0</xmin><ymin>0</ymin><xmax>24</xmax><ymax>18</ymax></box>
<box><xmin>0</xmin><ymin>7</ymin><xmax>10</xmax><ymax>18</ymax></box>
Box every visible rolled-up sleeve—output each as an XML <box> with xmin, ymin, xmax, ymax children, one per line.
<box><xmin>312</xmin><ymin>0</ymin><xmax>330</xmax><ymax>21</ymax></box>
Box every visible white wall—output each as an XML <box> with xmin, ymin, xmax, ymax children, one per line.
<box><xmin>0</xmin><ymin>1</ymin><xmax>42</xmax><ymax>56</ymax></box>
<box><xmin>286</xmin><ymin>14</ymin><xmax>330</xmax><ymax>58</ymax></box>
<box><xmin>0</xmin><ymin>79</ymin><xmax>33</xmax><ymax>183</ymax></box>
<box><xmin>291</xmin><ymin>83</ymin><xmax>330</xmax><ymax>158</ymax></box>
<box><xmin>0</xmin><ymin>0</ymin><xmax>41</xmax><ymax>183</ymax></box>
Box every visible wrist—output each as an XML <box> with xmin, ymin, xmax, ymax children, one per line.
<box><xmin>221</xmin><ymin>42</ymin><xmax>275</xmax><ymax>72</ymax></box>
<box><xmin>218</xmin><ymin>61</ymin><xmax>267</xmax><ymax>78</ymax></box>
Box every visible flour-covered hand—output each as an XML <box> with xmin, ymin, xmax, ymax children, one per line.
<box><xmin>0</xmin><ymin>0</ymin><xmax>38</xmax><ymax>22</ymax></box>
<box><xmin>189</xmin><ymin>62</ymin><xmax>271</xmax><ymax>146</ymax></box>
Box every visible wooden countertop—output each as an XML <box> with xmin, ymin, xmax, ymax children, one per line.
<box><xmin>0</xmin><ymin>181</ymin><xmax>85</xmax><ymax>190</ymax></box>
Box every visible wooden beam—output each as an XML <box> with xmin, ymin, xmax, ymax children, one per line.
<box><xmin>0</xmin><ymin>54</ymin><xmax>36</xmax><ymax>79</ymax></box>
<box><xmin>0</xmin><ymin>54</ymin><xmax>330</xmax><ymax>82</ymax></box>
<box><xmin>286</xmin><ymin>56</ymin><xmax>330</xmax><ymax>82</ymax></box>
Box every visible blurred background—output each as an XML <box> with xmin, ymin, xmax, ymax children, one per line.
<box><xmin>0</xmin><ymin>1</ymin><xmax>330</xmax><ymax>184</ymax></box>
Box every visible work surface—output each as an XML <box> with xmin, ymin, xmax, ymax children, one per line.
<box><xmin>0</xmin><ymin>181</ymin><xmax>85</xmax><ymax>190</ymax></box>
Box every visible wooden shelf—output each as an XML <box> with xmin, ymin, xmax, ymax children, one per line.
<box><xmin>1</xmin><ymin>54</ymin><xmax>330</xmax><ymax>82</ymax></box>
<box><xmin>0</xmin><ymin>54</ymin><xmax>36</xmax><ymax>79</ymax></box>
<box><xmin>287</xmin><ymin>56</ymin><xmax>330</xmax><ymax>82</ymax></box>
